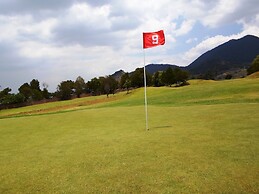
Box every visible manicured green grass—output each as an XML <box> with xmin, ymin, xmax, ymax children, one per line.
<box><xmin>101</xmin><ymin>78</ymin><xmax>259</xmax><ymax>107</ymax></box>
<box><xmin>0</xmin><ymin>94</ymin><xmax>122</xmax><ymax>118</ymax></box>
<box><xmin>0</xmin><ymin>77</ymin><xmax>258</xmax><ymax>193</ymax></box>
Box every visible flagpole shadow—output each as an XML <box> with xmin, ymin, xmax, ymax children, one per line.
<box><xmin>151</xmin><ymin>125</ymin><xmax>172</xmax><ymax>130</ymax></box>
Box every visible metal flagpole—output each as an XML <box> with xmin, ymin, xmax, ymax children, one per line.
<box><xmin>142</xmin><ymin>29</ymin><xmax>165</xmax><ymax>131</ymax></box>
<box><xmin>143</xmin><ymin>49</ymin><xmax>149</xmax><ymax>131</ymax></box>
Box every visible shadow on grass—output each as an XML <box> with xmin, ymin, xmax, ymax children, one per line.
<box><xmin>152</xmin><ymin>125</ymin><xmax>172</xmax><ymax>129</ymax></box>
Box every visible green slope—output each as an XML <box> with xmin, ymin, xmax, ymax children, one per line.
<box><xmin>0</xmin><ymin>77</ymin><xmax>258</xmax><ymax>193</ymax></box>
<box><xmin>100</xmin><ymin>78</ymin><xmax>259</xmax><ymax>107</ymax></box>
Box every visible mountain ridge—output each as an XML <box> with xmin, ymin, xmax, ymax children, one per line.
<box><xmin>186</xmin><ymin>35</ymin><xmax>259</xmax><ymax>75</ymax></box>
<box><xmin>111</xmin><ymin>35</ymin><xmax>259</xmax><ymax>80</ymax></box>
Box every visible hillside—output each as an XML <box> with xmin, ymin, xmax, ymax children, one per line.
<box><xmin>186</xmin><ymin>35</ymin><xmax>259</xmax><ymax>75</ymax></box>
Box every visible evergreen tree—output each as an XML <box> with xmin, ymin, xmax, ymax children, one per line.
<box><xmin>120</xmin><ymin>73</ymin><xmax>130</xmax><ymax>88</ymax></box>
<box><xmin>19</xmin><ymin>83</ymin><xmax>32</xmax><ymax>101</ymax></box>
<box><xmin>30</xmin><ymin>79</ymin><xmax>43</xmax><ymax>101</ymax></box>
<box><xmin>74</xmin><ymin>76</ymin><xmax>86</xmax><ymax>98</ymax></box>
<box><xmin>247</xmin><ymin>55</ymin><xmax>259</xmax><ymax>75</ymax></box>
<box><xmin>161</xmin><ymin>67</ymin><xmax>175</xmax><ymax>86</ymax></box>
<box><xmin>152</xmin><ymin>71</ymin><xmax>163</xmax><ymax>87</ymax></box>
<box><xmin>57</xmin><ymin>80</ymin><xmax>75</xmax><ymax>100</ymax></box>
<box><xmin>87</xmin><ymin>77</ymin><xmax>101</xmax><ymax>95</ymax></box>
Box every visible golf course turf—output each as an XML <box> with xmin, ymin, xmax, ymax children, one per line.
<box><xmin>0</xmin><ymin>76</ymin><xmax>258</xmax><ymax>193</ymax></box>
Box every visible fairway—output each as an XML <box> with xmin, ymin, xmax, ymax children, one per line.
<box><xmin>0</xmin><ymin>78</ymin><xmax>259</xmax><ymax>193</ymax></box>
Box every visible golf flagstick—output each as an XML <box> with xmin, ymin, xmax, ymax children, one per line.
<box><xmin>142</xmin><ymin>30</ymin><xmax>165</xmax><ymax>131</ymax></box>
<box><xmin>143</xmin><ymin>49</ymin><xmax>149</xmax><ymax>131</ymax></box>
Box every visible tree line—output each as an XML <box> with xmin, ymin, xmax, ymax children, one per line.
<box><xmin>0</xmin><ymin>67</ymin><xmax>189</xmax><ymax>109</ymax></box>
<box><xmin>2</xmin><ymin>53</ymin><xmax>259</xmax><ymax>109</ymax></box>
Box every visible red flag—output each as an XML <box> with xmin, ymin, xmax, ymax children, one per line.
<box><xmin>143</xmin><ymin>30</ymin><xmax>165</xmax><ymax>49</ymax></box>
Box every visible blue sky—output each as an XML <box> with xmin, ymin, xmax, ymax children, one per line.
<box><xmin>0</xmin><ymin>0</ymin><xmax>259</xmax><ymax>92</ymax></box>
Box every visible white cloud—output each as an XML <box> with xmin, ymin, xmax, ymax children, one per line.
<box><xmin>198</xmin><ymin>0</ymin><xmax>259</xmax><ymax>28</ymax></box>
<box><xmin>174</xmin><ymin>20</ymin><xmax>196</xmax><ymax>36</ymax></box>
<box><xmin>186</xmin><ymin>37</ymin><xmax>198</xmax><ymax>44</ymax></box>
<box><xmin>69</xmin><ymin>3</ymin><xmax>110</xmax><ymax>26</ymax></box>
<box><xmin>201</xmin><ymin>0</ymin><xmax>239</xmax><ymax>27</ymax></box>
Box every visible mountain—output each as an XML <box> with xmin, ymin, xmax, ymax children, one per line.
<box><xmin>186</xmin><ymin>35</ymin><xmax>259</xmax><ymax>75</ymax></box>
<box><xmin>145</xmin><ymin>64</ymin><xmax>179</xmax><ymax>74</ymax></box>
<box><xmin>111</xmin><ymin>70</ymin><xmax>125</xmax><ymax>81</ymax></box>
<box><xmin>111</xmin><ymin>64</ymin><xmax>179</xmax><ymax>81</ymax></box>
<box><xmin>111</xmin><ymin>35</ymin><xmax>259</xmax><ymax>80</ymax></box>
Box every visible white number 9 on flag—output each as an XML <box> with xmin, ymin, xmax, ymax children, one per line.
<box><xmin>152</xmin><ymin>34</ymin><xmax>159</xmax><ymax>44</ymax></box>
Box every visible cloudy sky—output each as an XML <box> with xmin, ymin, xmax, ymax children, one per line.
<box><xmin>0</xmin><ymin>0</ymin><xmax>259</xmax><ymax>92</ymax></box>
